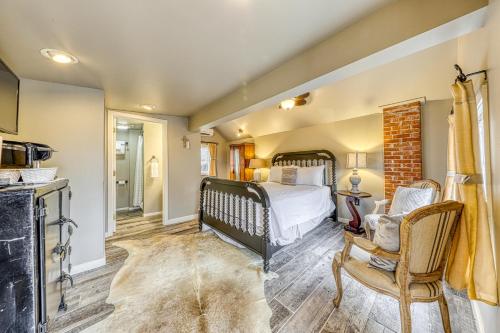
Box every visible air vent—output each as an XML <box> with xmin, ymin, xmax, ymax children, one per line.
<box><xmin>200</xmin><ymin>128</ymin><xmax>214</xmax><ymax>136</ymax></box>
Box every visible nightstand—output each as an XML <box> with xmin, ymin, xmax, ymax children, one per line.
<box><xmin>336</xmin><ymin>190</ymin><xmax>372</xmax><ymax>235</ymax></box>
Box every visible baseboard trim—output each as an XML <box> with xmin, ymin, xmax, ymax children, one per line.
<box><xmin>167</xmin><ymin>214</ymin><xmax>197</xmax><ymax>225</ymax></box>
<box><xmin>143</xmin><ymin>211</ymin><xmax>162</xmax><ymax>217</ymax></box>
<box><xmin>71</xmin><ymin>257</ymin><xmax>106</xmax><ymax>275</ymax></box>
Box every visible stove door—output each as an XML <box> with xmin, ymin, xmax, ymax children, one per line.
<box><xmin>38</xmin><ymin>190</ymin><xmax>62</xmax><ymax>327</ymax></box>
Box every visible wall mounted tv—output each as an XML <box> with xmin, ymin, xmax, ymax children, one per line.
<box><xmin>0</xmin><ymin>58</ymin><xmax>20</xmax><ymax>135</ymax></box>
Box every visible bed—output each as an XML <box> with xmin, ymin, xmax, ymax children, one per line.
<box><xmin>199</xmin><ymin>150</ymin><xmax>337</xmax><ymax>272</ymax></box>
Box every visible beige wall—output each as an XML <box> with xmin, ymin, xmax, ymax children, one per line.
<box><xmin>422</xmin><ymin>99</ymin><xmax>453</xmax><ymax>187</ymax></box>
<box><xmin>252</xmin><ymin>114</ymin><xmax>384</xmax><ymax>221</ymax></box>
<box><xmin>143</xmin><ymin>122</ymin><xmax>163</xmax><ymax>214</ymax></box>
<box><xmin>1</xmin><ymin>79</ymin><xmax>105</xmax><ymax>269</ymax></box>
<box><xmin>240</xmin><ymin>101</ymin><xmax>450</xmax><ymax>222</ymax></box>
<box><xmin>166</xmin><ymin>116</ymin><xmax>201</xmax><ymax>219</ymax></box>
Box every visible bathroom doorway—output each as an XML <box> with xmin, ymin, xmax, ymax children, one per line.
<box><xmin>106</xmin><ymin>111</ymin><xmax>168</xmax><ymax>238</ymax></box>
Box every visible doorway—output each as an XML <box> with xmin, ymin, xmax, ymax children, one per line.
<box><xmin>106</xmin><ymin>111</ymin><xmax>168</xmax><ymax>238</ymax></box>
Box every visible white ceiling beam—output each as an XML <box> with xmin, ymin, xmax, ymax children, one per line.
<box><xmin>188</xmin><ymin>0</ymin><xmax>488</xmax><ymax>131</ymax></box>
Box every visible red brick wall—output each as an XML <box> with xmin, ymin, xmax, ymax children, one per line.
<box><xmin>383</xmin><ymin>102</ymin><xmax>422</xmax><ymax>203</ymax></box>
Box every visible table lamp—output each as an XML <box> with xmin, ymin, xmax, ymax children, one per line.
<box><xmin>248</xmin><ymin>159</ymin><xmax>266</xmax><ymax>182</ymax></box>
<box><xmin>346</xmin><ymin>152</ymin><xmax>367</xmax><ymax>193</ymax></box>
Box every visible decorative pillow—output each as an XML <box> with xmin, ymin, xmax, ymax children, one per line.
<box><xmin>281</xmin><ymin>168</ymin><xmax>298</xmax><ymax>185</ymax></box>
<box><xmin>368</xmin><ymin>213</ymin><xmax>405</xmax><ymax>271</ymax></box>
<box><xmin>268</xmin><ymin>166</ymin><xmax>282</xmax><ymax>183</ymax></box>
<box><xmin>388</xmin><ymin>186</ymin><xmax>434</xmax><ymax>216</ymax></box>
<box><xmin>296</xmin><ymin>165</ymin><xmax>325</xmax><ymax>186</ymax></box>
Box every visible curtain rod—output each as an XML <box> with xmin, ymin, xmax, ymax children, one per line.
<box><xmin>378</xmin><ymin>96</ymin><xmax>426</xmax><ymax>108</ymax></box>
<box><xmin>450</xmin><ymin>64</ymin><xmax>488</xmax><ymax>115</ymax></box>
<box><xmin>454</xmin><ymin>64</ymin><xmax>487</xmax><ymax>82</ymax></box>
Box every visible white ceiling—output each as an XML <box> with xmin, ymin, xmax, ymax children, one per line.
<box><xmin>217</xmin><ymin>38</ymin><xmax>459</xmax><ymax>141</ymax></box>
<box><xmin>0</xmin><ymin>0</ymin><xmax>393</xmax><ymax>116</ymax></box>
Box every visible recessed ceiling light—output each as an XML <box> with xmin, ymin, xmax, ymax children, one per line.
<box><xmin>40</xmin><ymin>49</ymin><xmax>79</xmax><ymax>64</ymax></box>
<box><xmin>141</xmin><ymin>104</ymin><xmax>156</xmax><ymax>111</ymax></box>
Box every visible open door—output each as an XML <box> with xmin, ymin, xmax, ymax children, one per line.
<box><xmin>106</xmin><ymin>115</ymin><xmax>117</xmax><ymax>236</ymax></box>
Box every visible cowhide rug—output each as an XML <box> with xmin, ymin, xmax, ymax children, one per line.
<box><xmin>85</xmin><ymin>233</ymin><xmax>273</xmax><ymax>333</ymax></box>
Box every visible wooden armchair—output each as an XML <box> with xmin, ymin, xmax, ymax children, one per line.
<box><xmin>333</xmin><ymin>201</ymin><xmax>463</xmax><ymax>333</ymax></box>
<box><xmin>364</xmin><ymin>179</ymin><xmax>441</xmax><ymax>238</ymax></box>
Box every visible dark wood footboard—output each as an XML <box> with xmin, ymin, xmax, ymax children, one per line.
<box><xmin>199</xmin><ymin>177</ymin><xmax>274</xmax><ymax>272</ymax></box>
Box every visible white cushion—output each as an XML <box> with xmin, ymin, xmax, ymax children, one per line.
<box><xmin>369</xmin><ymin>214</ymin><xmax>405</xmax><ymax>271</ymax></box>
<box><xmin>364</xmin><ymin>214</ymin><xmax>381</xmax><ymax>231</ymax></box>
<box><xmin>268</xmin><ymin>166</ymin><xmax>282</xmax><ymax>183</ymax></box>
<box><xmin>388</xmin><ymin>186</ymin><xmax>434</xmax><ymax>216</ymax></box>
<box><xmin>296</xmin><ymin>165</ymin><xmax>324</xmax><ymax>186</ymax></box>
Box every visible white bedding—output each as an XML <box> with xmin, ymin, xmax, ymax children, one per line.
<box><xmin>262</xmin><ymin>182</ymin><xmax>335</xmax><ymax>245</ymax></box>
<box><xmin>208</xmin><ymin>182</ymin><xmax>335</xmax><ymax>246</ymax></box>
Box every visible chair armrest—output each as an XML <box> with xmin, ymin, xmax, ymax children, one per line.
<box><xmin>345</xmin><ymin>232</ymin><xmax>400</xmax><ymax>261</ymax></box>
<box><xmin>371</xmin><ymin>199</ymin><xmax>391</xmax><ymax>214</ymax></box>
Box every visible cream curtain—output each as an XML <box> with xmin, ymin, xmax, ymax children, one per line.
<box><xmin>444</xmin><ymin>80</ymin><xmax>498</xmax><ymax>305</ymax></box>
<box><xmin>207</xmin><ymin>143</ymin><xmax>217</xmax><ymax>177</ymax></box>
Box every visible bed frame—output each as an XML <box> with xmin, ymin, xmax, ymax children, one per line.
<box><xmin>199</xmin><ymin>150</ymin><xmax>337</xmax><ymax>272</ymax></box>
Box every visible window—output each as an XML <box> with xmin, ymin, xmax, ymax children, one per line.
<box><xmin>233</xmin><ymin>148</ymin><xmax>240</xmax><ymax>180</ymax></box>
<box><xmin>201</xmin><ymin>144</ymin><xmax>210</xmax><ymax>176</ymax></box>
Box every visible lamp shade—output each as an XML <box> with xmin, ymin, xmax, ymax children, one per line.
<box><xmin>248</xmin><ymin>159</ymin><xmax>266</xmax><ymax>169</ymax></box>
<box><xmin>346</xmin><ymin>152</ymin><xmax>367</xmax><ymax>169</ymax></box>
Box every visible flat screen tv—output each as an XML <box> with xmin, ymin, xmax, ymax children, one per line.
<box><xmin>0</xmin><ymin>58</ymin><xmax>20</xmax><ymax>135</ymax></box>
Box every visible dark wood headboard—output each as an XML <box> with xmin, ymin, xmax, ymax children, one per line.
<box><xmin>271</xmin><ymin>150</ymin><xmax>337</xmax><ymax>220</ymax></box>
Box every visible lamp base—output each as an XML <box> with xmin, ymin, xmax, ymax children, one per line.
<box><xmin>349</xmin><ymin>170</ymin><xmax>361</xmax><ymax>194</ymax></box>
<box><xmin>253</xmin><ymin>169</ymin><xmax>262</xmax><ymax>182</ymax></box>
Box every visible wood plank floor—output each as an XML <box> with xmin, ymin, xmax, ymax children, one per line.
<box><xmin>51</xmin><ymin>217</ymin><xmax>477</xmax><ymax>333</ymax></box>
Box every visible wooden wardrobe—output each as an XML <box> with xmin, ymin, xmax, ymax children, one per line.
<box><xmin>229</xmin><ymin>143</ymin><xmax>255</xmax><ymax>181</ymax></box>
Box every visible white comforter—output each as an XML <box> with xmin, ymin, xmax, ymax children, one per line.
<box><xmin>260</xmin><ymin>182</ymin><xmax>335</xmax><ymax>245</ymax></box>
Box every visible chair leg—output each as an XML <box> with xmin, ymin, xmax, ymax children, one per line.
<box><xmin>399</xmin><ymin>298</ymin><xmax>412</xmax><ymax>333</ymax></box>
<box><xmin>332</xmin><ymin>260</ymin><xmax>343</xmax><ymax>307</ymax></box>
<box><xmin>438</xmin><ymin>295</ymin><xmax>452</xmax><ymax>333</ymax></box>
<box><xmin>365</xmin><ymin>226</ymin><xmax>371</xmax><ymax>239</ymax></box>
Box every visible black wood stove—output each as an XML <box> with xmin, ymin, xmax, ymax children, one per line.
<box><xmin>0</xmin><ymin>179</ymin><xmax>76</xmax><ymax>332</ymax></box>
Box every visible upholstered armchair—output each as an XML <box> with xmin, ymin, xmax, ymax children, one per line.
<box><xmin>364</xmin><ymin>179</ymin><xmax>441</xmax><ymax>238</ymax></box>
<box><xmin>332</xmin><ymin>201</ymin><xmax>463</xmax><ymax>333</ymax></box>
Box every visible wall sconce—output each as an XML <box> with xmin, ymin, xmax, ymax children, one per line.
<box><xmin>182</xmin><ymin>136</ymin><xmax>191</xmax><ymax>149</ymax></box>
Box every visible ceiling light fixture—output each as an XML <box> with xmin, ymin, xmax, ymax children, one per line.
<box><xmin>278</xmin><ymin>93</ymin><xmax>310</xmax><ymax>110</ymax></box>
<box><xmin>141</xmin><ymin>104</ymin><xmax>156</xmax><ymax>111</ymax></box>
<box><xmin>279</xmin><ymin>99</ymin><xmax>296</xmax><ymax>110</ymax></box>
<box><xmin>40</xmin><ymin>49</ymin><xmax>79</xmax><ymax>64</ymax></box>
<box><xmin>237</xmin><ymin>129</ymin><xmax>244</xmax><ymax>137</ymax></box>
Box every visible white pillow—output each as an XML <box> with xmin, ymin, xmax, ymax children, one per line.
<box><xmin>388</xmin><ymin>186</ymin><xmax>434</xmax><ymax>216</ymax></box>
<box><xmin>268</xmin><ymin>166</ymin><xmax>282</xmax><ymax>183</ymax></box>
<box><xmin>369</xmin><ymin>213</ymin><xmax>405</xmax><ymax>271</ymax></box>
<box><xmin>268</xmin><ymin>166</ymin><xmax>297</xmax><ymax>183</ymax></box>
<box><xmin>296</xmin><ymin>165</ymin><xmax>325</xmax><ymax>186</ymax></box>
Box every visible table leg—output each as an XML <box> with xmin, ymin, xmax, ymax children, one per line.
<box><xmin>344</xmin><ymin>196</ymin><xmax>365</xmax><ymax>234</ymax></box>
